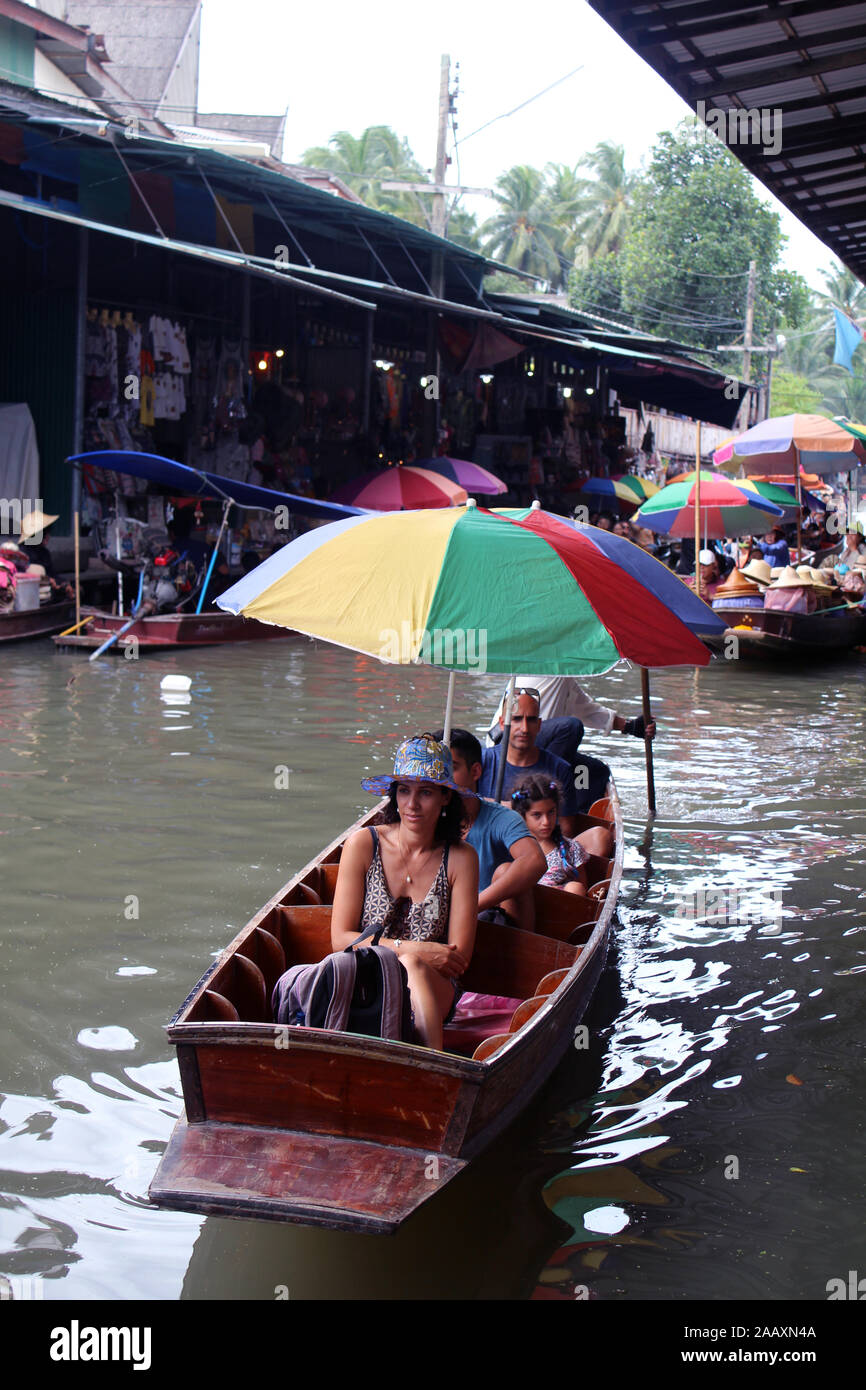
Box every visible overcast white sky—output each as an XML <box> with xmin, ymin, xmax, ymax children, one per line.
<box><xmin>197</xmin><ymin>0</ymin><xmax>840</xmax><ymax>293</ymax></box>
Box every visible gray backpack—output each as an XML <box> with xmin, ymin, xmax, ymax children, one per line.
<box><xmin>271</xmin><ymin>919</ymin><xmax>414</xmax><ymax>1042</ymax></box>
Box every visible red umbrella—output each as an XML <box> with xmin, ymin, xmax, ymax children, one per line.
<box><xmin>330</xmin><ymin>465</ymin><xmax>467</xmax><ymax>510</ymax></box>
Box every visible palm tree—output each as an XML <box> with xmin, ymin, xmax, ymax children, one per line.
<box><xmin>575</xmin><ymin>141</ymin><xmax>636</xmax><ymax>259</ymax></box>
<box><xmin>301</xmin><ymin>127</ymin><xmax>429</xmax><ymax>225</ymax></box>
<box><xmin>544</xmin><ymin>162</ymin><xmax>588</xmax><ymax>274</ymax></box>
<box><xmin>480</xmin><ymin>165</ymin><xmax>562</xmax><ymax>286</ymax></box>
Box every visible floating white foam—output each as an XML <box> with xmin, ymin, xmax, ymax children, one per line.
<box><xmin>77</xmin><ymin>1026</ymin><xmax>138</xmax><ymax>1051</ymax></box>
<box><xmin>583</xmin><ymin>1205</ymin><xmax>629</xmax><ymax>1235</ymax></box>
<box><xmin>115</xmin><ymin>966</ymin><xmax>157</xmax><ymax>977</ymax></box>
<box><xmin>160</xmin><ymin>674</ymin><xmax>191</xmax><ymax>692</ymax></box>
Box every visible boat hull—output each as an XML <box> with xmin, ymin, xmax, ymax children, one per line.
<box><xmin>53</xmin><ymin>607</ymin><xmax>291</xmax><ymax>651</ymax></box>
<box><xmin>150</xmin><ymin>794</ymin><xmax>622</xmax><ymax>1232</ymax></box>
<box><xmin>707</xmin><ymin>604</ymin><xmax>866</xmax><ymax>659</ymax></box>
<box><xmin>0</xmin><ymin>599</ymin><xmax>75</xmax><ymax>643</ymax></box>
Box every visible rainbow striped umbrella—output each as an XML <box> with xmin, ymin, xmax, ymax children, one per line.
<box><xmin>217</xmin><ymin>502</ymin><xmax>721</xmax><ymax>675</ymax></box>
<box><xmin>330</xmin><ymin>465</ymin><xmax>467</xmax><ymax>510</ymax></box>
<box><xmin>412</xmin><ymin>456</ymin><xmax>507</xmax><ymax>496</ymax></box>
<box><xmin>613</xmin><ymin>474</ymin><xmax>659</xmax><ymax>501</ymax></box>
<box><xmin>577</xmin><ymin>477</ymin><xmax>641</xmax><ymax>515</ymax></box>
<box><xmin>634</xmin><ymin>473</ymin><xmax>785</xmax><ymax>538</ymax></box>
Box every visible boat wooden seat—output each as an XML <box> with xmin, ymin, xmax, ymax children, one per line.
<box><xmin>584</xmin><ymin>853</ymin><xmax>613</xmax><ymax>887</ymax></box>
<box><xmin>588</xmin><ymin>797</ymin><xmax>613</xmax><ymax>821</ymax></box>
<box><xmin>471</xmin><ymin>1033</ymin><xmax>513</xmax><ymax>1062</ymax></box>
<box><xmin>267</xmin><ymin>903</ymin><xmax>333</xmax><ymax>964</ymax></box>
<box><xmin>200</xmin><ymin>989</ymin><xmax>239</xmax><ymax>1022</ymax></box>
<box><xmin>316</xmin><ymin>863</ymin><xmax>340</xmax><ymax>904</ymax></box>
<box><xmin>508</xmin><ymin>995</ymin><xmax>548</xmax><ymax>1032</ymax></box>
<box><xmin>535</xmin><ymin>967</ymin><xmax>571</xmax><ymax>997</ymax></box>
<box><xmin>281</xmin><ymin>881</ymin><xmax>321</xmax><ymax>906</ymax></box>
<box><xmin>207</xmin><ymin>953</ymin><xmax>269</xmax><ymax>1022</ymax></box>
<box><xmin>242</xmin><ymin>926</ymin><xmax>286</xmax><ymax>996</ymax></box>
<box><xmin>588</xmin><ymin>877</ymin><xmax>612</xmax><ymax>903</ymax></box>
<box><xmin>442</xmin><ymin>991</ymin><xmax>524</xmax><ymax>1056</ymax></box>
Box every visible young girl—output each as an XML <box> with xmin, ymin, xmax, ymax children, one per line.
<box><xmin>511</xmin><ymin>775</ymin><xmax>589</xmax><ymax>897</ymax></box>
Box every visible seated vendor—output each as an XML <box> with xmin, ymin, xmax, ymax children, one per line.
<box><xmin>758</xmin><ymin>525</ymin><xmax>791</xmax><ymax>568</ymax></box>
<box><xmin>477</xmin><ymin>690</ymin><xmax>584</xmax><ymax>837</ymax></box>
<box><xmin>688</xmin><ymin>548</ymin><xmax>722</xmax><ymax>599</ymax></box>
<box><xmin>434</xmin><ymin>727</ymin><xmax>545</xmax><ymax>932</ymax></box>
<box><xmin>17</xmin><ymin>509</ymin><xmax>74</xmax><ymax>600</ymax></box>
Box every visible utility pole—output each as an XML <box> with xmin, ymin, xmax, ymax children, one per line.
<box><xmin>423</xmin><ymin>54</ymin><xmax>453</xmax><ymax>456</ymax></box>
<box><xmin>740</xmin><ymin>259</ymin><xmax>757</xmax><ymax>427</ymax></box>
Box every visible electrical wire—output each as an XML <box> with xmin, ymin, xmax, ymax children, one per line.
<box><xmin>456</xmin><ymin>65</ymin><xmax>584</xmax><ymax>147</ymax></box>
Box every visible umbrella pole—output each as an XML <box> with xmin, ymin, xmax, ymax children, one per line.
<box><xmin>694</xmin><ymin>424</ymin><xmax>702</xmax><ymax>598</ymax></box>
<box><xmin>795</xmin><ymin>467</ymin><xmax>802</xmax><ymax>559</ymax></box>
<box><xmin>442</xmin><ymin>670</ymin><xmax>456</xmax><ymax>744</ymax></box>
<box><xmin>493</xmin><ymin>675</ymin><xmax>516</xmax><ymax>803</ymax></box>
<box><xmin>74</xmin><ymin>509</ymin><xmax>81</xmax><ymax>628</ymax></box>
<box><xmin>641</xmin><ymin>667</ymin><xmax>657</xmax><ymax>816</ymax></box>
<box><xmin>114</xmin><ymin>490</ymin><xmax>124</xmax><ymax>617</ymax></box>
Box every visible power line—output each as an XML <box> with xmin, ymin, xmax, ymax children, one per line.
<box><xmin>456</xmin><ymin>65</ymin><xmax>584</xmax><ymax>147</ymax></box>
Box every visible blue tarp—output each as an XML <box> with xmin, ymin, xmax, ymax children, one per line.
<box><xmin>67</xmin><ymin>451</ymin><xmax>364</xmax><ymax>520</ymax></box>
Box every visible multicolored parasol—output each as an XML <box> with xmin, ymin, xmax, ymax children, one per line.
<box><xmin>613</xmin><ymin>474</ymin><xmax>659</xmax><ymax>502</ymax></box>
<box><xmin>713</xmin><ymin>413</ymin><xmax>866</xmax><ymax>476</ymax></box>
<box><xmin>633</xmin><ymin>473</ymin><xmax>785</xmax><ymax>539</ymax></box>
<box><xmin>330</xmin><ymin>465</ymin><xmax>467</xmax><ymax>510</ymax></box>
<box><xmin>217</xmin><ymin>502</ymin><xmax>722</xmax><ymax>675</ymax></box>
<box><xmin>411</xmin><ymin>457</ymin><xmax>507</xmax><ymax>496</ymax></box>
<box><xmin>577</xmin><ymin>477</ymin><xmax>641</xmax><ymax>514</ymax></box>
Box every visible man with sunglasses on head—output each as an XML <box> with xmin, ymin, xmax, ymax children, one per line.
<box><xmin>486</xmin><ymin>675</ymin><xmax>656</xmax><ymax>810</ymax></box>
<box><xmin>477</xmin><ymin>689</ymin><xmax>585</xmax><ymax>838</ymax></box>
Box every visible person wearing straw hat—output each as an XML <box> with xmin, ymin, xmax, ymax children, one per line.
<box><xmin>764</xmin><ymin>566</ymin><xmax>817</xmax><ymax>614</ymax></box>
<box><xmin>741</xmin><ymin>558</ymin><xmax>772</xmax><ymax>590</ymax></box>
<box><xmin>17</xmin><ymin>508</ymin><xmax>73</xmax><ymax>600</ymax></box>
<box><xmin>330</xmin><ymin>734</ymin><xmax>479</xmax><ymax>1051</ymax></box>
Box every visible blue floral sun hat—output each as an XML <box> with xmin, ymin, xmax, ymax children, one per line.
<box><xmin>361</xmin><ymin>734</ymin><xmax>478</xmax><ymax>797</ymax></box>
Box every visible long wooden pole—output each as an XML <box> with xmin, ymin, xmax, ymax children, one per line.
<box><xmin>694</xmin><ymin>421</ymin><xmax>702</xmax><ymax>598</ymax></box>
<box><xmin>73</xmin><ymin>509</ymin><xmax>81</xmax><ymax>628</ymax></box>
<box><xmin>795</xmin><ymin>465</ymin><xmax>803</xmax><ymax>559</ymax></box>
<box><xmin>640</xmin><ymin>668</ymin><xmax>656</xmax><ymax>816</ymax></box>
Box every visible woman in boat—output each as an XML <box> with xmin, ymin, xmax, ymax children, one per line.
<box><xmin>331</xmin><ymin>734</ymin><xmax>479</xmax><ymax>1051</ymax></box>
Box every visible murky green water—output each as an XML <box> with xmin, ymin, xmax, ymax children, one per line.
<box><xmin>1</xmin><ymin>638</ymin><xmax>864</xmax><ymax>1300</ymax></box>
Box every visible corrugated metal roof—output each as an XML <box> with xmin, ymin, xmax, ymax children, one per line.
<box><xmin>64</xmin><ymin>0</ymin><xmax>199</xmax><ymax>106</ymax></box>
<box><xmin>589</xmin><ymin>0</ymin><xmax>866</xmax><ymax>278</ymax></box>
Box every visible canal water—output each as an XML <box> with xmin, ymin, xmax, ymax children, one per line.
<box><xmin>1</xmin><ymin>638</ymin><xmax>864</xmax><ymax>1301</ymax></box>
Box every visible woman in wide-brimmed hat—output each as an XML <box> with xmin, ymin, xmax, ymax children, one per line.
<box><xmin>330</xmin><ymin>734</ymin><xmax>479</xmax><ymax>1051</ymax></box>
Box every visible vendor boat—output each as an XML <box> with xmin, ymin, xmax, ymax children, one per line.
<box><xmin>149</xmin><ymin>790</ymin><xmax>622</xmax><ymax>1234</ymax></box>
<box><xmin>56</xmin><ymin>450</ymin><xmax>363</xmax><ymax>654</ymax></box>
<box><xmin>0</xmin><ymin>596</ymin><xmax>75</xmax><ymax>643</ymax></box>
<box><xmin>707</xmin><ymin>602</ymin><xmax>866</xmax><ymax>659</ymax></box>
<box><xmin>53</xmin><ymin>605</ymin><xmax>290</xmax><ymax>651</ymax></box>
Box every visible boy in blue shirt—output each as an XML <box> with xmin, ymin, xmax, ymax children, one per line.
<box><xmin>433</xmin><ymin>726</ymin><xmax>545</xmax><ymax>932</ymax></box>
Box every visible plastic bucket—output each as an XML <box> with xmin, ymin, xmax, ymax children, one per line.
<box><xmin>13</xmin><ymin>575</ymin><xmax>40</xmax><ymax>612</ymax></box>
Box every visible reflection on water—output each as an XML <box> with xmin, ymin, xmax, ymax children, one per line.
<box><xmin>1</xmin><ymin>641</ymin><xmax>865</xmax><ymax>1299</ymax></box>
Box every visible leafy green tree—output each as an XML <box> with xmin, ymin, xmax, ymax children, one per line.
<box><xmin>581</xmin><ymin>122</ymin><xmax>810</xmax><ymax>363</ymax></box>
<box><xmin>770</xmin><ymin>368</ymin><xmax>822</xmax><ymax>417</ymax></box>
<box><xmin>574</xmin><ymin>142</ymin><xmax>636</xmax><ymax>259</ymax></box>
<box><xmin>479</xmin><ymin>165</ymin><xmax>563</xmax><ymax>286</ymax></box>
<box><xmin>568</xmin><ymin>254</ymin><xmax>624</xmax><ymax>320</ymax></box>
<box><xmin>302</xmin><ymin>126</ymin><xmax>429</xmax><ymax>224</ymax></box>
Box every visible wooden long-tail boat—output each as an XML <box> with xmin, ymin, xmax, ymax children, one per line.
<box><xmin>706</xmin><ymin>602</ymin><xmax>866</xmax><ymax>660</ymax></box>
<box><xmin>149</xmin><ymin>790</ymin><xmax>623</xmax><ymax>1235</ymax></box>
<box><xmin>0</xmin><ymin>597</ymin><xmax>75</xmax><ymax>643</ymax></box>
<box><xmin>53</xmin><ymin>606</ymin><xmax>291</xmax><ymax>651</ymax></box>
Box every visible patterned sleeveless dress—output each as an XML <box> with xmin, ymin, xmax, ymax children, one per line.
<box><xmin>359</xmin><ymin>827</ymin><xmax>461</xmax><ymax>1022</ymax></box>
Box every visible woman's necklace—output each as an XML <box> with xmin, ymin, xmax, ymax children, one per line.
<box><xmin>397</xmin><ymin>828</ymin><xmax>435</xmax><ymax>885</ymax></box>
